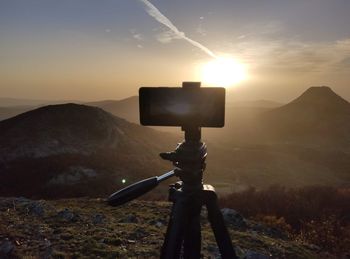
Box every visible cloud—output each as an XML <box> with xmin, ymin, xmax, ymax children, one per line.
<box><xmin>228</xmin><ymin>37</ymin><xmax>350</xmax><ymax>75</ymax></box>
<box><xmin>130</xmin><ymin>29</ymin><xmax>144</xmax><ymax>41</ymax></box>
<box><xmin>133</xmin><ymin>33</ymin><xmax>143</xmax><ymax>41</ymax></box>
<box><xmin>138</xmin><ymin>0</ymin><xmax>217</xmax><ymax>58</ymax></box>
<box><xmin>155</xmin><ymin>30</ymin><xmax>182</xmax><ymax>44</ymax></box>
<box><xmin>196</xmin><ymin>16</ymin><xmax>207</xmax><ymax>36</ymax></box>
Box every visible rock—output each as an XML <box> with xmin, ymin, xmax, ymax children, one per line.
<box><xmin>119</xmin><ymin>214</ymin><xmax>138</xmax><ymax>223</ymax></box>
<box><xmin>155</xmin><ymin>221</ymin><xmax>163</xmax><ymax>228</ymax></box>
<box><xmin>92</xmin><ymin>213</ymin><xmax>105</xmax><ymax>224</ymax></box>
<box><xmin>11</xmin><ymin>198</ymin><xmax>46</xmax><ymax>217</ymax></box>
<box><xmin>56</xmin><ymin>208</ymin><xmax>78</xmax><ymax>222</ymax></box>
<box><xmin>244</xmin><ymin>250</ymin><xmax>269</xmax><ymax>259</ymax></box>
<box><xmin>128</xmin><ymin>227</ymin><xmax>147</xmax><ymax>239</ymax></box>
<box><xmin>0</xmin><ymin>239</ymin><xmax>14</xmax><ymax>257</ymax></box>
<box><xmin>27</xmin><ymin>202</ymin><xmax>45</xmax><ymax>217</ymax></box>
<box><xmin>149</xmin><ymin>219</ymin><xmax>167</xmax><ymax>227</ymax></box>
<box><xmin>221</xmin><ymin>208</ymin><xmax>247</xmax><ymax>228</ymax></box>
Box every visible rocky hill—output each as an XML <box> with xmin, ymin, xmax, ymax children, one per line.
<box><xmin>0</xmin><ymin>197</ymin><xmax>322</xmax><ymax>258</ymax></box>
<box><xmin>262</xmin><ymin>86</ymin><xmax>350</xmax><ymax>146</ymax></box>
<box><xmin>0</xmin><ymin>104</ymin><xmax>176</xmax><ymax>198</ymax></box>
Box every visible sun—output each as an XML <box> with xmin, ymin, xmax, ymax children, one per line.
<box><xmin>200</xmin><ymin>57</ymin><xmax>247</xmax><ymax>88</ymax></box>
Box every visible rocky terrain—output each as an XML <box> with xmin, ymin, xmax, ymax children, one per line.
<box><xmin>0</xmin><ymin>197</ymin><xmax>322</xmax><ymax>258</ymax></box>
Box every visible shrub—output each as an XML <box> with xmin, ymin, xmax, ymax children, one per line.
<box><xmin>220</xmin><ymin>185</ymin><xmax>350</xmax><ymax>254</ymax></box>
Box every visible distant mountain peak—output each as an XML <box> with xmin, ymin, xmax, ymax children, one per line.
<box><xmin>291</xmin><ymin>86</ymin><xmax>349</xmax><ymax>106</ymax></box>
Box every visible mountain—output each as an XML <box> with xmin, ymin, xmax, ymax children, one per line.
<box><xmin>103</xmin><ymin>86</ymin><xmax>349</xmax><ymax>191</ymax></box>
<box><xmin>203</xmin><ymin>86</ymin><xmax>350</xmax><ymax>191</ymax></box>
<box><xmin>262</xmin><ymin>86</ymin><xmax>350</xmax><ymax>146</ymax></box>
<box><xmin>0</xmin><ymin>104</ymin><xmax>176</xmax><ymax>198</ymax></box>
<box><xmin>0</xmin><ymin>99</ymin><xmax>83</xmax><ymax>121</ymax></box>
<box><xmin>1</xmin><ymin>87</ymin><xmax>350</xmax><ymax>198</ymax></box>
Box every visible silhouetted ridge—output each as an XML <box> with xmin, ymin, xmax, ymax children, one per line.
<box><xmin>262</xmin><ymin>86</ymin><xmax>350</xmax><ymax>144</ymax></box>
<box><xmin>290</xmin><ymin>86</ymin><xmax>349</xmax><ymax>107</ymax></box>
<box><xmin>0</xmin><ymin>104</ymin><xmax>127</xmax><ymax>156</ymax></box>
<box><xmin>269</xmin><ymin>86</ymin><xmax>350</xmax><ymax>116</ymax></box>
<box><xmin>0</xmin><ymin>103</ymin><xmax>173</xmax><ymax>161</ymax></box>
<box><xmin>0</xmin><ymin>103</ymin><xmax>124</xmax><ymax>131</ymax></box>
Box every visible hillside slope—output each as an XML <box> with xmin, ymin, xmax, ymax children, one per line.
<box><xmin>0</xmin><ymin>104</ymin><xmax>176</xmax><ymax>198</ymax></box>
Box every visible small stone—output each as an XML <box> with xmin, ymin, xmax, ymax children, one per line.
<box><xmin>119</xmin><ymin>214</ymin><xmax>138</xmax><ymax>223</ymax></box>
<box><xmin>155</xmin><ymin>221</ymin><xmax>163</xmax><ymax>228</ymax></box>
<box><xmin>92</xmin><ymin>213</ymin><xmax>105</xmax><ymax>224</ymax></box>
<box><xmin>56</xmin><ymin>208</ymin><xmax>77</xmax><ymax>221</ymax></box>
<box><xmin>28</xmin><ymin>202</ymin><xmax>45</xmax><ymax>217</ymax></box>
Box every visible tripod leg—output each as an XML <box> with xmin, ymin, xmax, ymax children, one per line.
<box><xmin>161</xmin><ymin>192</ymin><xmax>188</xmax><ymax>259</ymax></box>
<box><xmin>205</xmin><ymin>191</ymin><xmax>238</xmax><ymax>259</ymax></box>
<box><xmin>183</xmin><ymin>199</ymin><xmax>202</xmax><ymax>259</ymax></box>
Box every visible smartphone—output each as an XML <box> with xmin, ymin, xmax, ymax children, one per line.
<box><xmin>139</xmin><ymin>87</ymin><xmax>225</xmax><ymax>127</ymax></box>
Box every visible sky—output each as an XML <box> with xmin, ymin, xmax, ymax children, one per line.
<box><xmin>1</xmin><ymin>0</ymin><xmax>350</xmax><ymax>102</ymax></box>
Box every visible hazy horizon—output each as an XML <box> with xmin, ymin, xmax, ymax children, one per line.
<box><xmin>1</xmin><ymin>0</ymin><xmax>350</xmax><ymax>103</ymax></box>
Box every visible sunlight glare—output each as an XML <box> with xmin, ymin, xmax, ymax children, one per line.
<box><xmin>200</xmin><ymin>57</ymin><xmax>247</xmax><ymax>88</ymax></box>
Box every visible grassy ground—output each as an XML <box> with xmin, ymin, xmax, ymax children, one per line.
<box><xmin>0</xmin><ymin>197</ymin><xmax>322</xmax><ymax>258</ymax></box>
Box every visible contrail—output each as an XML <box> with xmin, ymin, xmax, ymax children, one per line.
<box><xmin>139</xmin><ymin>0</ymin><xmax>217</xmax><ymax>59</ymax></box>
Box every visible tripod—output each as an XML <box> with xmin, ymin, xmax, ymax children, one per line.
<box><xmin>160</xmin><ymin>126</ymin><xmax>237</xmax><ymax>259</ymax></box>
<box><xmin>108</xmin><ymin>126</ymin><xmax>237</xmax><ymax>259</ymax></box>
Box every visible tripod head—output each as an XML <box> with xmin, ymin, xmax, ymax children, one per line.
<box><xmin>107</xmin><ymin>125</ymin><xmax>207</xmax><ymax>206</ymax></box>
<box><xmin>160</xmin><ymin>127</ymin><xmax>207</xmax><ymax>191</ymax></box>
